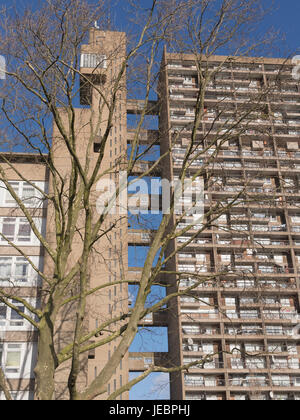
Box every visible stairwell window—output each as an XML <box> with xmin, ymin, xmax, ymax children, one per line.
<box><xmin>80</xmin><ymin>53</ymin><xmax>107</xmax><ymax>69</ymax></box>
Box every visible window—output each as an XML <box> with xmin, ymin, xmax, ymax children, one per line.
<box><xmin>1</xmin><ymin>181</ymin><xmax>45</xmax><ymax>208</ymax></box>
<box><xmin>9</xmin><ymin>300</ymin><xmax>25</xmax><ymax>326</ymax></box>
<box><xmin>226</xmin><ymin>310</ymin><xmax>238</xmax><ymax>319</ymax></box>
<box><xmin>229</xmin><ymin>343</ymin><xmax>241</xmax><ymax>353</ymax></box>
<box><xmin>280</xmin><ymin>299</ymin><xmax>291</xmax><ymax>307</ymax></box>
<box><xmin>266</xmin><ymin>325</ymin><xmax>283</xmax><ymax>335</ymax></box>
<box><xmin>230</xmin><ymin>376</ymin><xmax>244</xmax><ymax>386</ymax></box>
<box><xmin>202</xmin><ymin>343</ymin><xmax>214</xmax><ymax>354</ymax></box>
<box><xmin>21</xmin><ymin>183</ymin><xmax>36</xmax><ymax>206</ymax></box>
<box><xmin>272</xmin><ymin>375</ymin><xmax>290</xmax><ymax>387</ymax></box>
<box><xmin>0</xmin><ymin>298</ymin><xmax>34</xmax><ymax>330</ymax></box>
<box><xmin>1</xmin><ymin>218</ymin><xmax>15</xmax><ymax>241</ymax></box>
<box><xmin>4</xmin><ymin>182</ymin><xmax>19</xmax><ymax>204</ymax></box>
<box><xmin>0</xmin><ymin>342</ymin><xmax>34</xmax><ymax>379</ymax></box>
<box><xmin>0</xmin><ymin>257</ymin><xmax>11</xmax><ymax>280</ymax></box>
<box><xmin>225</xmin><ymin>298</ymin><xmax>236</xmax><ymax>306</ymax></box>
<box><xmin>231</xmin><ymin>359</ymin><xmax>244</xmax><ymax>369</ymax></box>
<box><xmin>294</xmin><ymin>378</ymin><xmax>300</xmax><ymax>387</ymax></box>
<box><xmin>0</xmin><ymin>305</ymin><xmax>7</xmax><ymax>324</ymax></box>
<box><xmin>0</xmin><ymin>256</ymin><xmax>40</xmax><ymax>286</ymax></box>
<box><xmin>15</xmin><ymin>258</ymin><xmax>29</xmax><ymax>281</ymax></box>
<box><xmin>245</xmin><ymin>358</ymin><xmax>265</xmax><ymax>369</ymax></box>
<box><xmin>17</xmin><ymin>219</ymin><xmax>31</xmax><ymax>242</ymax></box>
<box><xmin>268</xmin><ymin>343</ymin><xmax>283</xmax><ymax>353</ymax></box>
<box><xmin>6</xmin><ymin>345</ymin><xmax>21</xmax><ymax>373</ymax></box>
<box><xmin>204</xmin><ymin>377</ymin><xmax>217</xmax><ymax>386</ymax></box>
<box><xmin>206</xmin><ymin>394</ymin><xmax>218</xmax><ymax>400</ymax></box>
<box><xmin>234</xmin><ymin>395</ymin><xmax>247</xmax><ymax>401</ymax></box>
<box><xmin>183</xmin><ymin>77</ymin><xmax>193</xmax><ymax>85</ymax></box>
<box><xmin>0</xmin><ymin>218</ymin><xmax>43</xmax><ymax>245</ymax></box>
<box><xmin>240</xmin><ymin>310</ymin><xmax>259</xmax><ymax>319</ymax></box>
<box><xmin>200</xmin><ymin>297</ymin><xmax>210</xmax><ymax>305</ymax></box>
<box><xmin>144</xmin><ymin>357</ymin><xmax>153</xmax><ymax>367</ymax></box>
<box><xmin>182</xmin><ymin>325</ymin><xmax>200</xmax><ymax>335</ymax></box>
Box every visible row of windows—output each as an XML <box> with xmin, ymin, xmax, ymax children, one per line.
<box><xmin>80</xmin><ymin>53</ymin><xmax>107</xmax><ymax>69</ymax></box>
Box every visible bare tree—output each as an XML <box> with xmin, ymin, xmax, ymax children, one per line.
<box><xmin>0</xmin><ymin>0</ymin><xmax>290</xmax><ymax>401</ymax></box>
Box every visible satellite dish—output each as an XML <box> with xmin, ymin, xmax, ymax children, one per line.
<box><xmin>269</xmin><ymin>392</ymin><xmax>274</xmax><ymax>399</ymax></box>
<box><xmin>94</xmin><ymin>21</ymin><xmax>100</xmax><ymax>29</ymax></box>
<box><xmin>187</xmin><ymin>338</ymin><xmax>194</xmax><ymax>345</ymax></box>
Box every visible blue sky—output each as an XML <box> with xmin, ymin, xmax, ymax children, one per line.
<box><xmin>262</xmin><ymin>0</ymin><xmax>300</xmax><ymax>56</ymax></box>
<box><xmin>1</xmin><ymin>0</ymin><xmax>300</xmax><ymax>56</ymax></box>
<box><xmin>1</xmin><ymin>0</ymin><xmax>300</xmax><ymax>401</ymax></box>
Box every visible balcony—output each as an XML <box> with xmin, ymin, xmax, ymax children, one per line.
<box><xmin>228</xmin><ymin>378</ymin><xmax>269</xmax><ymax>388</ymax></box>
<box><xmin>177</xmin><ymin>263</ymin><xmax>296</xmax><ymax>277</ymax></box>
<box><xmin>224</xmin><ymin>327</ymin><xmax>263</xmax><ymax>336</ymax></box>
<box><xmin>184</xmin><ymin>378</ymin><xmax>226</xmax><ymax>388</ymax></box>
<box><xmin>271</xmin><ymin>362</ymin><xmax>300</xmax><ymax>371</ymax></box>
<box><xmin>182</xmin><ymin>326</ymin><xmax>221</xmax><ymax>336</ymax></box>
<box><xmin>271</xmin><ymin>379</ymin><xmax>300</xmax><ymax>388</ymax></box>
<box><xmin>230</xmin><ymin>359</ymin><xmax>267</xmax><ymax>370</ymax></box>
<box><xmin>266</xmin><ymin>328</ymin><xmax>295</xmax><ymax>337</ymax></box>
<box><xmin>180</xmin><ymin>310</ymin><xmax>299</xmax><ymax>322</ymax></box>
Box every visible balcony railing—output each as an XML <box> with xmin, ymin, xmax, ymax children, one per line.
<box><xmin>224</xmin><ymin>328</ymin><xmax>263</xmax><ymax>336</ymax></box>
<box><xmin>182</xmin><ymin>327</ymin><xmax>221</xmax><ymax>336</ymax></box>
<box><xmin>271</xmin><ymin>363</ymin><xmax>300</xmax><ymax>370</ymax></box>
<box><xmin>181</xmin><ymin>311</ymin><xmax>299</xmax><ymax>321</ymax></box>
<box><xmin>177</xmin><ymin>264</ymin><xmax>295</xmax><ymax>275</ymax></box>
<box><xmin>178</xmin><ymin>278</ymin><xmax>297</xmax><ymax>291</ymax></box>
<box><xmin>185</xmin><ymin>379</ymin><xmax>225</xmax><ymax>387</ymax></box>
<box><xmin>184</xmin><ymin>377</ymin><xmax>300</xmax><ymax>388</ymax></box>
